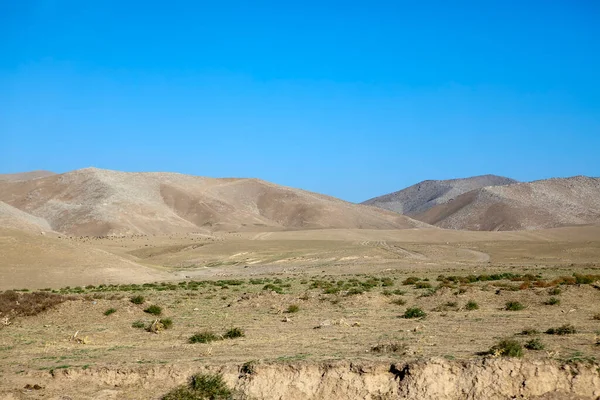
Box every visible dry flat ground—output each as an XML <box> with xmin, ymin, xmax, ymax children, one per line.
<box><xmin>0</xmin><ymin>225</ymin><xmax>600</xmax><ymax>399</ymax></box>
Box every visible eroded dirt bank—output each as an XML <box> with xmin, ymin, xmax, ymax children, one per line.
<box><xmin>2</xmin><ymin>358</ymin><xmax>600</xmax><ymax>399</ymax></box>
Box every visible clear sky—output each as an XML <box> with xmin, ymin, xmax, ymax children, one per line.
<box><xmin>1</xmin><ymin>1</ymin><xmax>599</xmax><ymax>202</ymax></box>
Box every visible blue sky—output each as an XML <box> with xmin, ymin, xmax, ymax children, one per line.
<box><xmin>1</xmin><ymin>1</ymin><xmax>599</xmax><ymax>202</ymax></box>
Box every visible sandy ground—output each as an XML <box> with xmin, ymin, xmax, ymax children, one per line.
<box><xmin>0</xmin><ymin>225</ymin><xmax>599</xmax><ymax>399</ymax></box>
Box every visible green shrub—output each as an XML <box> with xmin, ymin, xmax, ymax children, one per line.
<box><xmin>505</xmin><ymin>301</ymin><xmax>525</xmax><ymax>311</ymax></box>
<box><xmin>489</xmin><ymin>339</ymin><xmax>523</xmax><ymax>357</ymax></box>
<box><xmin>285</xmin><ymin>304</ymin><xmax>299</xmax><ymax>313</ymax></box>
<box><xmin>160</xmin><ymin>318</ymin><xmax>173</xmax><ymax>329</ymax></box>
<box><xmin>262</xmin><ymin>284</ymin><xmax>284</xmax><ymax>294</ymax></box>
<box><xmin>544</xmin><ymin>297</ymin><xmax>560</xmax><ymax>305</ymax></box>
<box><xmin>223</xmin><ymin>327</ymin><xmax>245</xmax><ymax>339</ymax></box>
<box><xmin>382</xmin><ymin>290</ymin><xmax>393</xmax><ymax>297</ymax></box>
<box><xmin>162</xmin><ymin>373</ymin><xmax>232</xmax><ymax>400</ymax></box>
<box><xmin>345</xmin><ymin>287</ymin><xmax>364</xmax><ymax>296</ymax></box>
<box><xmin>381</xmin><ymin>277</ymin><xmax>394</xmax><ymax>287</ymax></box>
<box><xmin>466</xmin><ymin>300</ymin><xmax>479</xmax><ymax>310</ymax></box>
<box><xmin>189</xmin><ymin>331</ymin><xmax>220</xmax><ymax>344</ymax></box>
<box><xmin>144</xmin><ymin>305</ymin><xmax>162</xmax><ymax>315</ymax></box>
<box><xmin>525</xmin><ymin>338</ymin><xmax>545</xmax><ymax>350</ymax></box>
<box><xmin>104</xmin><ymin>308</ymin><xmax>117</xmax><ymax>316</ymax></box>
<box><xmin>403</xmin><ymin>307</ymin><xmax>426</xmax><ymax>319</ymax></box>
<box><xmin>545</xmin><ymin>324</ymin><xmax>576</xmax><ymax>335</ymax></box>
<box><xmin>548</xmin><ymin>287</ymin><xmax>561</xmax><ymax>296</ymax></box>
<box><xmin>391</xmin><ymin>298</ymin><xmax>406</xmax><ymax>306</ymax></box>
<box><xmin>130</xmin><ymin>295</ymin><xmax>145</xmax><ymax>304</ymax></box>
<box><xmin>131</xmin><ymin>320</ymin><xmax>145</xmax><ymax>329</ymax></box>
<box><xmin>392</xmin><ymin>289</ymin><xmax>406</xmax><ymax>295</ymax></box>
<box><xmin>402</xmin><ymin>277</ymin><xmax>420</xmax><ymax>285</ymax></box>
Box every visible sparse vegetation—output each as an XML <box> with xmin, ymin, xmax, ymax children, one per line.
<box><xmin>144</xmin><ymin>305</ymin><xmax>162</xmax><ymax>316</ymax></box>
<box><xmin>189</xmin><ymin>331</ymin><xmax>220</xmax><ymax>344</ymax></box>
<box><xmin>544</xmin><ymin>297</ymin><xmax>560</xmax><ymax>305</ymax></box>
<box><xmin>403</xmin><ymin>307</ymin><xmax>426</xmax><ymax>319</ymax></box>
<box><xmin>548</xmin><ymin>287</ymin><xmax>561</xmax><ymax>296</ymax></box>
<box><xmin>465</xmin><ymin>300</ymin><xmax>479</xmax><ymax>310</ymax></box>
<box><xmin>0</xmin><ymin>291</ymin><xmax>71</xmax><ymax>317</ymax></box>
<box><xmin>371</xmin><ymin>342</ymin><xmax>407</xmax><ymax>354</ymax></box>
<box><xmin>162</xmin><ymin>373</ymin><xmax>233</xmax><ymax>400</ymax></box>
<box><xmin>391</xmin><ymin>298</ymin><xmax>406</xmax><ymax>306</ymax></box>
<box><xmin>546</xmin><ymin>324</ymin><xmax>576</xmax><ymax>335</ymax></box>
<box><xmin>285</xmin><ymin>304</ymin><xmax>299</xmax><ymax>313</ymax></box>
<box><xmin>103</xmin><ymin>308</ymin><xmax>117</xmax><ymax>316</ymax></box>
<box><xmin>488</xmin><ymin>339</ymin><xmax>523</xmax><ymax>357</ymax></box>
<box><xmin>593</xmin><ymin>314</ymin><xmax>600</xmax><ymax>321</ymax></box>
<box><xmin>130</xmin><ymin>295</ymin><xmax>145</xmax><ymax>304</ymax></box>
<box><xmin>520</xmin><ymin>328</ymin><xmax>540</xmax><ymax>335</ymax></box>
<box><xmin>505</xmin><ymin>301</ymin><xmax>525</xmax><ymax>311</ymax></box>
<box><xmin>160</xmin><ymin>318</ymin><xmax>173</xmax><ymax>329</ymax></box>
<box><xmin>525</xmin><ymin>338</ymin><xmax>545</xmax><ymax>350</ymax></box>
<box><xmin>131</xmin><ymin>320</ymin><xmax>145</xmax><ymax>329</ymax></box>
<box><xmin>223</xmin><ymin>327</ymin><xmax>245</xmax><ymax>339</ymax></box>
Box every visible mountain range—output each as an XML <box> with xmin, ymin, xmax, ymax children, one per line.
<box><xmin>0</xmin><ymin>168</ymin><xmax>598</xmax><ymax>235</ymax></box>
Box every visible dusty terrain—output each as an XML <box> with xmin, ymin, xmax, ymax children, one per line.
<box><xmin>0</xmin><ymin>168</ymin><xmax>427</xmax><ymax>236</ymax></box>
<box><xmin>0</xmin><ymin>225</ymin><xmax>599</xmax><ymax>399</ymax></box>
<box><xmin>362</xmin><ymin>174</ymin><xmax>516</xmax><ymax>215</ymax></box>
<box><xmin>415</xmin><ymin>176</ymin><xmax>600</xmax><ymax>230</ymax></box>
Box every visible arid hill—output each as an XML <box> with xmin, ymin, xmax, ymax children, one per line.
<box><xmin>0</xmin><ymin>201</ymin><xmax>52</xmax><ymax>233</ymax></box>
<box><xmin>362</xmin><ymin>175</ymin><xmax>516</xmax><ymax>215</ymax></box>
<box><xmin>415</xmin><ymin>176</ymin><xmax>600</xmax><ymax>230</ymax></box>
<box><xmin>0</xmin><ymin>168</ymin><xmax>429</xmax><ymax>236</ymax></box>
<box><xmin>0</xmin><ymin>170</ymin><xmax>55</xmax><ymax>182</ymax></box>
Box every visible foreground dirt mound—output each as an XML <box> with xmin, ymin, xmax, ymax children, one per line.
<box><xmin>362</xmin><ymin>175</ymin><xmax>516</xmax><ymax>215</ymax></box>
<box><xmin>0</xmin><ymin>168</ymin><xmax>429</xmax><ymax>236</ymax></box>
<box><xmin>5</xmin><ymin>359</ymin><xmax>598</xmax><ymax>399</ymax></box>
<box><xmin>415</xmin><ymin>176</ymin><xmax>600</xmax><ymax>230</ymax></box>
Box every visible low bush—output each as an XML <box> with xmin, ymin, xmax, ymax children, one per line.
<box><xmin>465</xmin><ymin>300</ymin><xmax>479</xmax><ymax>310</ymax></box>
<box><xmin>104</xmin><ymin>308</ymin><xmax>117</xmax><ymax>316</ymax></box>
<box><xmin>525</xmin><ymin>338</ymin><xmax>545</xmax><ymax>350</ymax></box>
<box><xmin>505</xmin><ymin>301</ymin><xmax>525</xmax><ymax>311</ymax></box>
<box><xmin>285</xmin><ymin>304</ymin><xmax>299</xmax><ymax>313</ymax></box>
<box><xmin>391</xmin><ymin>298</ymin><xmax>406</xmax><ymax>306</ymax></box>
<box><xmin>402</xmin><ymin>277</ymin><xmax>420</xmax><ymax>285</ymax></box>
<box><xmin>144</xmin><ymin>305</ymin><xmax>162</xmax><ymax>316</ymax></box>
<box><xmin>162</xmin><ymin>373</ymin><xmax>232</xmax><ymax>400</ymax></box>
<box><xmin>189</xmin><ymin>331</ymin><xmax>220</xmax><ymax>344</ymax></box>
<box><xmin>545</xmin><ymin>324</ymin><xmax>576</xmax><ymax>335</ymax></box>
<box><xmin>160</xmin><ymin>318</ymin><xmax>173</xmax><ymax>329</ymax></box>
<box><xmin>544</xmin><ymin>297</ymin><xmax>560</xmax><ymax>306</ymax></box>
<box><xmin>130</xmin><ymin>295</ymin><xmax>145</xmax><ymax>305</ymax></box>
<box><xmin>131</xmin><ymin>320</ymin><xmax>145</xmax><ymax>329</ymax></box>
<box><xmin>488</xmin><ymin>339</ymin><xmax>523</xmax><ymax>357</ymax></box>
<box><xmin>223</xmin><ymin>327</ymin><xmax>245</xmax><ymax>339</ymax></box>
<box><xmin>403</xmin><ymin>307</ymin><xmax>426</xmax><ymax>319</ymax></box>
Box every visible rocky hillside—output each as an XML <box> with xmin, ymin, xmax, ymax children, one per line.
<box><xmin>0</xmin><ymin>168</ymin><xmax>429</xmax><ymax>236</ymax></box>
<box><xmin>415</xmin><ymin>176</ymin><xmax>600</xmax><ymax>230</ymax></box>
<box><xmin>362</xmin><ymin>175</ymin><xmax>517</xmax><ymax>215</ymax></box>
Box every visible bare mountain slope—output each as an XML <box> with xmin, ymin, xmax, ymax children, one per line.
<box><xmin>416</xmin><ymin>176</ymin><xmax>600</xmax><ymax>231</ymax></box>
<box><xmin>0</xmin><ymin>168</ymin><xmax>429</xmax><ymax>236</ymax></box>
<box><xmin>362</xmin><ymin>175</ymin><xmax>517</xmax><ymax>215</ymax></box>
<box><xmin>0</xmin><ymin>170</ymin><xmax>55</xmax><ymax>182</ymax></box>
<box><xmin>0</xmin><ymin>201</ymin><xmax>53</xmax><ymax>233</ymax></box>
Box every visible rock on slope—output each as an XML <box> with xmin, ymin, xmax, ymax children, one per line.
<box><xmin>362</xmin><ymin>175</ymin><xmax>517</xmax><ymax>215</ymax></box>
<box><xmin>415</xmin><ymin>176</ymin><xmax>600</xmax><ymax>230</ymax></box>
<box><xmin>0</xmin><ymin>168</ymin><xmax>429</xmax><ymax>236</ymax></box>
